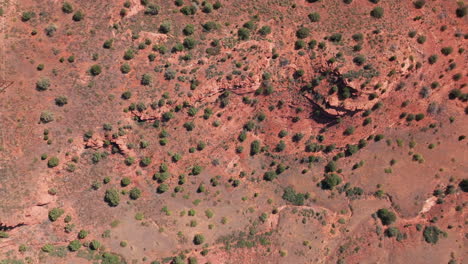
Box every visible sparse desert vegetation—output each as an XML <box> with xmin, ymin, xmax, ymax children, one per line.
<box><xmin>0</xmin><ymin>1</ymin><xmax>466</xmax><ymax>264</ymax></box>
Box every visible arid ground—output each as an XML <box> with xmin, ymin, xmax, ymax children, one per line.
<box><xmin>0</xmin><ymin>0</ymin><xmax>467</xmax><ymax>263</ymax></box>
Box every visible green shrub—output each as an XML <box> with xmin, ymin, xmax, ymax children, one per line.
<box><xmin>104</xmin><ymin>189</ymin><xmax>120</xmax><ymax>207</ymax></box>
<box><xmin>343</xmin><ymin>126</ymin><xmax>355</xmax><ymax>135</ymax></box>
<box><xmin>45</xmin><ymin>25</ymin><xmax>58</xmax><ymax>37</ymax></box>
<box><xmin>159</xmin><ymin>21</ymin><xmax>171</xmax><ymax>33</ymax></box>
<box><xmin>417</xmin><ymin>35</ymin><xmax>426</xmax><ymax>44</ymax></box>
<box><xmin>376</xmin><ymin>208</ymin><xmax>396</xmax><ymax>225</ymax></box>
<box><xmin>145</xmin><ymin>4</ymin><xmax>160</xmax><ymax>15</ymax></box>
<box><xmin>47</xmin><ymin>157</ymin><xmax>59</xmax><ymax>168</ymax></box>
<box><xmin>41</xmin><ymin>244</ymin><xmax>54</xmax><ymax>253</ymax></box>
<box><xmin>238</xmin><ymin>28</ymin><xmax>250</xmax><ymax>40</ymax></box>
<box><xmin>62</xmin><ymin>2</ymin><xmax>74</xmax><ymax>13</ymax></box>
<box><xmin>308</xmin><ymin>12</ymin><xmax>320</xmax><ymax>22</ymax></box>
<box><xmin>120</xmin><ymin>63</ymin><xmax>131</xmax><ymax>74</ymax></box>
<box><xmin>183</xmin><ymin>24</ymin><xmax>195</xmax><ymax>35</ymax></box>
<box><xmin>353</xmin><ymin>55</ymin><xmax>366</xmax><ymax>66</ymax></box>
<box><xmin>90</xmin><ymin>65</ymin><xmax>102</xmax><ymax>76</ymax></box>
<box><xmin>459</xmin><ymin>179</ymin><xmax>468</xmax><ymax>192</ymax></box>
<box><xmin>157</xmin><ymin>183</ymin><xmax>169</xmax><ymax>193</ymax></box>
<box><xmin>55</xmin><ymin>96</ymin><xmax>68</xmax><ymax>106</ymax></box>
<box><xmin>282</xmin><ymin>186</ymin><xmax>306</xmax><ymax>205</ymax></box>
<box><xmin>141</xmin><ymin>73</ymin><xmax>152</xmax><ymax>85</ymax></box>
<box><xmin>321</xmin><ymin>174</ymin><xmax>342</xmax><ymax>189</ymax></box>
<box><xmin>183</xmin><ymin>37</ymin><xmax>196</xmax><ymax>49</ymax></box>
<box><xmin>202</xmin><ymin>2</ymin><xmax>213</xmax><ymax>13</ymax></box>
<box><xmin>263</xmin><ymin>171</ymin><xmax>277</xmax><ymax>181</ymax></box>
<box><xmin>193</xmin><ymin>234</ymin><xmax>205</xmax><ymax>245</ymax></box>
<box><xmin>191</xmin><ymin>165</ymin><xmax>202</xmax><ymax>175</ymax></box>
<box><xmin>423</xmin><ymin>226</ymin><xmax>442</xmax><ymax>244</ymax></box>
<box><xmin>428</xmin><ymin>55</ymin><xmax>438</xmax><ymax>64</ymax></box>
<box><xmin>413</xmin><ymin>0</ymin><xmax>425</xmax><ymax>9</ymax></box>
<box><xmin>89</xmin><ymin>240</ymin><xmax>101</xmax><ymax>250</ymax></box>
<box><xmin>202</xmin><ymin>21</ymin><xmax>219</xmax><ymax>32</ymax></box>
<box><xmin>40</xmin><ymin>111</ymin><xmax>54</xmax><ymax>124</ymax></box>
<box><xmin>21</xmin><ymin>11</ymin><xmax>35</xmax><ymax>22</ymax></box>
<box><xmin>385</xmin><ymin>227</ymin><xmax>400</xmax><ymax>237</ymax></box>
<box><xmin>250</xmin><ymin>140</ymin><xmax>260</xmax><ymax>156</ymax></box>
<box><xmin>140</xmin><ymin>157</ymin><xmax>152</xmax><ymax>167</ymax></box>
<box><xmin>296</xmin><ymin>27</ymin><xmax>310</xmax><ymax>39</ymax></box>
<box><xmin>370</xmin><ymin>7</ymin><xmax>384</xmax><ymax>18</ymax></box>
<box><xmin>456</xmin><ymin>6</ymin><xmax>467</xmax><ymax>18</ymax></box>
<box><xmin>121</xmin><ymin>177</ymin><xmax>131</xmax><ymax>187</ymax></box>
<box><xmin>180</xmin><ymin>5</ymin><xmax>196</xmax><ymax>15</ymax></box>
<box><xmin>72</xmin><ymin>11</ymin><xmax>84</xmax><ymax>21</ymax></box>
<box><xmin>123</xmin><ymin>49</ymin><xmax>135</xmax><ymax>60</ymax></box>
<box><xmin>48</xmin><ymin>208</ymin><xmax>64</xmax><ymax>221</ymax></box>
<box><xmin>441</xmin><ymin>47</ymin><xmax>453</xmax><ymax>56</ymax></box>
<box><xmin>36</xmin><ymin>78</ymin><xmax>50</xmax><ymax>91</ymax></box>
<box><xmin>68</xmin><ymin>240</ymin><xmax>81</xmax><ymax>251</ymax></box>
<box><xmin>258</xmin><ymin>26</ymin><xmax>271</xmax><ymax>36</ymax></box>
<box><xmin>77</xmin><ymin>230</ymin><xmax>88</xmax><ymax>239</ymax></box>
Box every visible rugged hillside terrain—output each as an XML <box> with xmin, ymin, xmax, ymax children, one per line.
<box><xmin>0</xmin><ymin>0</ymin><xmax>467</xmax><ymax>263</ymax></box>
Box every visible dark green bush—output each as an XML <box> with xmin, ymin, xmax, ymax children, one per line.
<box><xmin>183</xmin><ymin>37</ymin><xmax>196</xmax><ymax>49</ymax></box>
<box><xmin>258</xmin><ymin>26</ymin><xmax>271</xmax><ymax>36</ymax></box>
<box><xmin>238</xmin><ymin>28</ymin><xmax>250</xmax><ymax>40</ymax></box>
<box><xmin>140</xmin><ymin>157</ymin><xmax>152</xmax><ymax>167</ymax></box>
<box><xmin>183</xmin><ymin>24</ymin><xmax>195</xmax><ymax>35</ymax></box>
<box><xmin>104</xmin><ymin>189</ymin><xmax>120</xmax><ymax>206</ymax></box>
<box><xmin>36</xmin><ymin>78</ymin><xmax>50</xmax><ymax>91</ymax></box>
<box><xmin>141</xmin><ymin>73</ymin><xmax>152</xmax><ymax>85</ymax></box>
<box><xmin>156</xmin><ymin>183</ymin><xmax>168</xmax><ymax>193</ymax></box>
<box><xmin>90</xmin><ymin>65</ymin><xmax>102</xmax><ymax>76</ymax></box>
<box><xmin>413</xmin><ymin>0</ymin><xmax>425</xmax><ymax>9</ymax></box>
<box><xmin>202</xmin><ymin>21</ymin><xmax>219</xmax><ymax>32</ymax></box>
<box><xmin>456</xmin><ymin>6</ymin><xmax>467</xmax><ymax>18</ymax></box>
<box><xmin>250</xmin><ymin>140</ymin><xmax>260</xmax><ymax>156</ymax></box>
<box><xmin>21</xmin><ymin>11</ymin><xmax>35</xmax><ymax>22</ymax></box>
<box><xmin>459</xmin><ymin>179</ymin><xmax>468</xmax><ymax>192</ymax></box>
<box><xmin>441</xmin><ymin>47</ymin><xmax>453</xmax><ymax>56</ymax></box>
<box><xmin>68</xmin><ymin>240</ymin><xmax>81</xmax><ymax>251</ymax></box>
<box><xmin>47</xmin><ymin>157</ymin><xmax>59</xmax><ymax>168</ymax></box>
<box><xmin>321</xmin><ymin>174</ymin><xmax>342</xmax><ymax>189</ymax></box>
<box><xmin>353</xmin><ymin>55</ymin><xmax>366</xmax><ymax>66</ymax></box>
<box><xmin>308</xmin><ymin>12</ymin><xmax>320</xmax><ymax>22</ymax></box>
<box><xmin>72</xmin><ymin>11</ymin><xmax>84</xmax><ymax>21</ymax></box>
<box><xmin>48</xmin><ymin>208</ymin><xmax>64</xmax><ymax>221</ymax></box>
<box><xmin>54</xmin><ymin>96</ymin><xmax>68</xmax><ymax>106</ymax></box>
<box><xmin>370</xmin><ymin>7</ymin><xmax>384</xmax><ymax>18</ymax></box>
<box><xmin>62</xmin><ymin>2</ymin><xmax>74</xmax><ymax>13</ymax></box>
<box><xmin>180</xmin><ymin>5</ymin><xmax>196</xmax><ymax>15</ymax></box>
<box><xmin>296</xmin><ymin>27</ymin><xmax>310</xmax><ymax>39</ymax></box>
<box><xmin>193</xmin><ymin>234</ymin><xmax>205</xmax><ymax>245</ymax></box>
<box><xmin>145</xmin><ymin>4</ymin><xmax>160</xmax><ymax>15</ymax></box>
<box><xmin>376</xmin><ymin>208</ymin><xmax>396</xmax><ymax>225</ymax></box>
<box><xmin>89</xmin><ymin>240</ymin><xmax>101</xmax><ymax>250</ymax></box>
<box><xmin>157</xmin><ymin>21</ymin><xmax>170</xmax><ymax>34</ymax></box>
<box><xmin>423</xmin><ymin>226</ymin><xmax>442</xmax><ymax>244</ymax></box>
<box><xmin>428</xmin><ymin>55</ymin><xmax>438</xmax><ymax>64</ymax></box>
<box><xmin>385</xmin><ymin>227</ymin><xmax>400</xmax><ymax>237</ymax></box>
<box><xmin>282</xmin><ymin>186</ymin><xmax>306</xmax><ymax>205</ymax></box>
<box><xmin>263</xmin><ymin>171</ymin><xmax>277</xmax><ymax>181</ymax></box>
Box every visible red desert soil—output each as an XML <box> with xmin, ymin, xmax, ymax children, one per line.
<box><xmin>0</xmin><ymin>0</ymin><xmax>467</xmax><ymax>264</ymax></box>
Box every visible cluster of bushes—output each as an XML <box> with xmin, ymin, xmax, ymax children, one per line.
<box><xmin>376</xmin><ymin>208</ymin><xmax>396</xmax><ymax>225</ymax></box>
<box><xmin>104</xmin><ymin>189</ymin><xmax>120</xmax><ymax>206</ymax></box>
<box><xmin>282</xmin><ymin>186</ymin><xmax>308</xmax><ymax>206</ymax></box>
<box><xmin>321</xmin><ymin>173</ymin><xmax>342</xmax><ymax>189</ymax></box>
